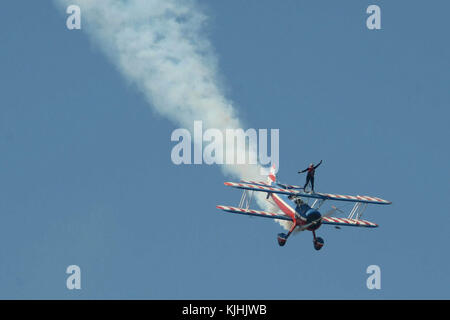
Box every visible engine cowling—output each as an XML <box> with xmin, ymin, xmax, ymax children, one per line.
<box><xmin>306</xmin><ymin>209</ymin><xmax>322</xmax><ymax>231</ymax></box>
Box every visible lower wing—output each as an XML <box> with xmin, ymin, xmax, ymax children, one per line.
<box><xmin>216</xmin><ymin>205</ymin><xmax>293</xmax><ymax>221</ymax></box>
<box><xmin>322</xmin><ymin>217</ymin><xmax>378</xmax><ymax>228</ymax></box>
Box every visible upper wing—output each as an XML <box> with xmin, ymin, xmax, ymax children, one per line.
<box><xmin>240</xmin><ymin>180</ymin><xmax>303</xmax><ymax>190</ymax></box>
<box><xmin>322</xmin><ymin>216</ymin><xmax>378</xmax><ymax>228</ymax></box>
<box><xmin>224</xmin><ymin>182</ymin><xmax>391</xmax><ymax>205</ymax></box>
<box><xmin>216</xmin><ymin>205</ymin><xmax>292</xmax><ymax>221</ymax></box>
<box><xmin>240</xmin><ymin>180</ymin><xmax>271</xmax><ymax>187</ymax></box>
<box><xmin>224</xmin><ymin>182</ymin><xmax>298</xmax><ymax>196</ymax></box>
<box><xmin>313</xmin><ymin>192</ymin><xmax>391</xmax><ymax>205</ymax></box>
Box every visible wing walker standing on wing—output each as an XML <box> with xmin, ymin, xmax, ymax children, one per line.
<box><xmin>217</xmin><ymin>164</ymin><xmax>391</xmax><ymax>251</ymax></box>
<box><xmin>298</xmin><ymin>160</ymin><xmax>322</xmax><ymax>193</ymax></box>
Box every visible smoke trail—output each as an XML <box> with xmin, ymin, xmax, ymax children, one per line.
<box><xmin>56</xmin><ymin>0</ymin><xmax>289</xmax><ymax>229</ymax></box>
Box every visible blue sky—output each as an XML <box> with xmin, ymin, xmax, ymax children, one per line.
<box><xmin>0</xmin><ymin>0</ymin><xmax>449</xmax><ymax>299</ymax></box>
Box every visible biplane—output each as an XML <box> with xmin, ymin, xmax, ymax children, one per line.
<box><xmin>217</xmin><ymin>165</ymin><xmax>391</xmax><ymax>250</ymax></box>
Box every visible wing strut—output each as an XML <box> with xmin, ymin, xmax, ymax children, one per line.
<box><xmin>347</xmin><ymin>202</ymin><xmax>368</xmax><ymax>220</ymax></box>
<box><xmin>239</xmin><ymin>189</ymin><xmax>254</xmax><ymax>210</ymax></box>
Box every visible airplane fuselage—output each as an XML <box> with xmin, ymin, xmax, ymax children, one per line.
<box><xmin>270</xmin><ymin>193</ymin><xmax>322</xmax><ymax>231</ymax></box>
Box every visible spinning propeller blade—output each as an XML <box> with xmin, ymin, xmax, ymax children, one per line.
<box><xmin>323</xmin><ymin>206</ymin><xmax>338</xmax><ymax>218</ymax></box>
<box><xmin>299</xmin><ymin>206</ymin><xmax>338</xmax><ymax>231</ymax></box>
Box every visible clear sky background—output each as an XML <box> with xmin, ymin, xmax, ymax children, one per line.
<box><xmin>0</xmin><ymin>1</ymin><xmax>449</xmax><ymax>299</ymax></box>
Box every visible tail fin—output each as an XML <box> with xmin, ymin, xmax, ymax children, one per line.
<box><xmin>267</xmin><ymin>164</ymin><xmax>277</xmax><ymax>186</ymax></box>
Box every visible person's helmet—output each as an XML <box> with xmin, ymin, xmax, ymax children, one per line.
<box><xmin>309</xmin><ymin>163</ymin><xmax>314</xmax><ymax>167</ymax></box>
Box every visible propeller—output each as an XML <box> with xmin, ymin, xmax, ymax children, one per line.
<box><xmin>323</xmin><ymin>205</ymin><xmax>339</xmax><ymax>218</ymax></box>
<box><xmin>332</xmin><ymin>206</ymin><xmax>346</xmax><ymax>215</ymax></box>
<box><xmin>298</xmin><ymin>206</ymin><xmax>338</xmax><ymax>231</ymax></box>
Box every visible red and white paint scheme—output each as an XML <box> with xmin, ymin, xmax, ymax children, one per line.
<box><xmin>217</xmin><ymin>165</ymin><xmax>391</xmax><ymax>250</ymax></box>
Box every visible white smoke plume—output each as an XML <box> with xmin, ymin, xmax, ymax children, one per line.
<box><xmin>56</xmin><ymin>0</ymin><xmax>289</xmax><ymax>229</ymax></box>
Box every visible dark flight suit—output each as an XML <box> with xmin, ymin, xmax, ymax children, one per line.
<box><xmin>298</xmin><ymin>160</ymin><xmax>322</xmax><ymax>192</ymax></box>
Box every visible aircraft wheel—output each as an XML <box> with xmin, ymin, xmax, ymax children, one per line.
<box><xmin>313</xmin><ymin>237</ymin><xmax>324</xmax><ymax>251</ymax></box>
<box><xmin>277</xmin><ymin>233</ymin><xmax>287</xmax><ymax>247</ymax></box>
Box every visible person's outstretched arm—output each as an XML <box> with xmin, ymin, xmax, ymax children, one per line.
<box><xmin>314</xmin><ymin>160</ymin><xmax>323</xmax><ymax>169</ymax></box>
<box><xmin>298</xmin><ymin>168</ymin><xmax>308</xmax><ymax>174</ymax></box>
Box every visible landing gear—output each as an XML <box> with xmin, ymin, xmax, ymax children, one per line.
<box><xmin>277</xmin><ymin>233</ymin><xmax>287</xmax><ymax>246</ymax></box>
<box><xmin>276</xmin><ymin>223</ymin><xmax>325</xmax><ymax>250</ymax></box>
<box><xmin>276</xmin><ymin>223</ymin><xmax>296</xmax><ymax>247</ymax></box>
<box><xmin>313</xmin><ymin>237</ymin><xmax>324</xmax><ymax>250</ymax></box>
<box><xmin>312</xmin><ymin>230</ymin><xmax>324</xmax><ymax>251</ymax></box>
